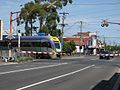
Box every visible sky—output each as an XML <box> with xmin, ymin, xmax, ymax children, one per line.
<box><xmin>0</xmin><ymin>0</ymin><xmax>120</xmax><ymax>45</ymax></box>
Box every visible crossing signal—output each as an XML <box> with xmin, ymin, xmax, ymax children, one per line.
<box><xmin>44</xmin><ymin>7</ymin><xmax>50</xmax><ymax>12</ymax></box>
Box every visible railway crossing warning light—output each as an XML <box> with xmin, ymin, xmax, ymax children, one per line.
<box><xmin>44</xmin><ymin>7</ymin><xmax>50</xmax><ymax>12</ymax></box>
<box><xmin>101</xmin><ymin>20</ymin><xmax>109</xmax><ymax>27</ymax></box>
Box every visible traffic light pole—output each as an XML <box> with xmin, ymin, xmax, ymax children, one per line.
<box><xmin>101</xmin><ymin>19</ymin><xmax>120</xmax><ymax>27</ymax></box>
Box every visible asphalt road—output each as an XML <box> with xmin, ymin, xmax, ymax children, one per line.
<box><xmin>0</xmin><ymin>56</ymin><xmax>120</xmax><ymax>90</ymax></box>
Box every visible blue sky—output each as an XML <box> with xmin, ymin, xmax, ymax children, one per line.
<box><xmin>0</xmin><ymin>0</ymin><xmax>120</xmax><ymax>45</ymax></box>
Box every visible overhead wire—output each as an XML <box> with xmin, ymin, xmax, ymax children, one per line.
<box><xmin>71</xmin><ymin>2</ymin><xmax>120</xmax><ymax>6</ymax></box>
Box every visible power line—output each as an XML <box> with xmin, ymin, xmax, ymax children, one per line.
<box><xmin>99</xmin><ymin>36</ymin><xmax>120</xmax><ymax>38</ymax></box>
<box><xmin>71</xmin><ymin>2</ymin><xmax>120</xmax><ymax>6</ymax></box>
<box><xmin>65</xmin><ymin>22</ymin><xmax>79</xmax><ymax>31</ymax></box>
<box><xmin>73</xmin><ymin>9</ymin><xmax>120</xmax><ymax>17</ymax></box>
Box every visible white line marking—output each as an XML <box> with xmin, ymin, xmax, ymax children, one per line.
<box><xmin>16</xmin><ymin>64</ymin><xmax>95</xmax><ymax>90</ymax></box>
<box><xmin>90</xmin><ymin>59</ymin><xmax>96</xmax><ymax>60</ymax></box>
<box><xmin>90</xmin><ymin>59</ymin><xmax>113</xmax><ymax>62</ymax></box>
<box><xmin>0</xmin><ymin>63</ymin><xmax>18</xmax><ymax>66</ymax></box>
<box><xmin>98</xmin><ymin>60</ymin><xmax>113</xmax><ymax>62</ymax></box>
<box><xmin>0</xmin><ymin>63</ymin><xmax>67</xmax><ymax>75</ymax></box>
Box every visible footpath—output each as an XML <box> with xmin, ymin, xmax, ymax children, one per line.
<box><xmin>0</xmin><ymin>61</ymin><xmax>18</xmax><ymax>66</ymax></box>
<box><xmin>0</xmin><ymin>55</ymin><xmax>86</xmax><ymax>65</ymax></box>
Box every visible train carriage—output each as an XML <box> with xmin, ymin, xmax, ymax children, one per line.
<box><xmin>0</xmin><ymin>36</ymin><xmax>61</xmax><ymax>59</ymax></box>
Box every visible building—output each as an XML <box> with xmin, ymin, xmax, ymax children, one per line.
<box><xmin>63</xmin><ymin>32</ymin><xmax>102</xmax><ymax>55</ymax></box>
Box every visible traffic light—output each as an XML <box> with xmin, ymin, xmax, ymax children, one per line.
<box><xmin>101</xmin><ymin>20</ymin><xmax>109</xmax><ymax>27</ymax></box>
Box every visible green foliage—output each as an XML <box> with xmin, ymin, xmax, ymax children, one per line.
<box><xmin>63</xmin><ymin>40</ymin><xmax>76</xmax><ymax>55</ymax></box>
<box><xmin>105</xmin><ymin>45</ymin><xmax>120</xmax><ymax>52</ymax></box>
<box><xmin>19</xmin><ymin>1</ymin><xmax>38</xmax><ymax>36</ymax></box>
<box><xmin>18</xmin><ymin>0</ymin><xmax>72</xmax><ymax>36</ymax></box>
<box><xmin>17</xmin><ymin>56</ymin><xmax>33</xmax><ymax>63</ymax></box>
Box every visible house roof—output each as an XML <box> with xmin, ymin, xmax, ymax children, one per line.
<box><xmin>73</xmin><ymin>32</ymin><xmax>90</xmax><ymax>37</ymax></box>
<box><xmin>63</xmin><ymin>37</ymin><xmax>91</xmax><ymax>45</ymax></box>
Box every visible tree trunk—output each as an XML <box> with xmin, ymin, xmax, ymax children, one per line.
<box><xmin>30</xmin><ymin>19</ymin><xmax>33</xmax><ymax>36</ymax></box>
<box><xmin>39</xmin><ymin>18</ymin><xmax>43</xmax><ymax>33</ymax></box>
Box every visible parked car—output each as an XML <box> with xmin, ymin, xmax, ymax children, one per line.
<box><xmin>99</xmin><ymin>50</ymin><xmax>113</xmax><ymax>60</ymax></box>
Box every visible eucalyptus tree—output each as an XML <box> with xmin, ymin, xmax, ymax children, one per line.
<box><xmin>34</xmin><ymin>0</ymin><xmax>72</xmax><ymax>36</ymax></box>
<box><xmin>18</xmin><ymin>0</ymin><xmax>72</xmax><ymax>36</ymax></box>
<box><xmin>18</xmin><ymin>1</ymin><xmax>37</xmax><ymax>36</ymax></box>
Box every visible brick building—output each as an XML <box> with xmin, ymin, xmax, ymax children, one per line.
<box><xmin>63</xmin><ymin>32</ymin><xmax>101</xmax><ymax>55</ymax></box>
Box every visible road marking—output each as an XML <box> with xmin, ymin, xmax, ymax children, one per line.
<box><xmin>90</xmin><ymin>59</ymin><xmax>113</xmax><ymax>62</ymax></box>
<box><xmin>0</xmin><ymin>63</ymin><xmax>68</xmax><ymax>75</ymax></box>
<box><xmin>0</xmin><ymin>63</ymin><xmax>18</xmax><ymax>66</ymax></box>
<box><xmin>90</xmin><ymin>59</ymin><xmax>97</xmax><ymax>60</ymax></box>
<box><xmin>98</xmin><ymin>60</ymin><xmax>113</xmax><ymax>62</ymax></box>
<box><xmin>15</xmin><ymin>66</ymin><xmax>22</xmax><ymax>67</ymax></box>
<box><xmin>16</xmin><ymin>64</ymin><xmax>95</xmax><ymax>90</ymax></box>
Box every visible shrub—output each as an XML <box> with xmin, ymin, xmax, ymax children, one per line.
<box><xmin>17</xmin><ymin>56</ymin><xmax>33</xmax><ymax>63</ymax></box>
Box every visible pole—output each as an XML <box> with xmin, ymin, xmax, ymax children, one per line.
<box><xmin>8</xmin><ymin>11</ymin><xmax>20</xmax><ymax>60</ymax></box>
<box><xmin>103</xmin><ymin>36</ymin><xmax>106</xmax><ymax>50</ymax></box>
<box><xmin>10</xmin><ymin>12</ymin><xmax>12</xmax><ymax>33</ymax></box>
<box><xmin>8</xmin><ymin>12</ymin><xmax>13</xmax><ymax>59</ymax></box>
<box><xmin>79</xmin><ymin>21</ymin><xmax>83</xmax><ymax>56</ymax></box>
<box><xmin>61</xmin><ymin>14</ymin><xmax>65</xmax><ymax>50</ymax></box>
<box><xmin>18</xmin><ymin>33</ymin><xmax>21</xmax><ymax>52</ymax></box>
<box><xmin>59</xmin><ymin>12</ymin><xmax>69</xmax><ymax>53</ymax></box>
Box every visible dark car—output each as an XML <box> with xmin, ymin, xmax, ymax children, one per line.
<box><xmin>99</xmin><ymin>50</ymin><xmax>113</xmax><ymax>60</ymax></box>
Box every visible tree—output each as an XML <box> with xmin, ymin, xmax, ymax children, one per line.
<box><xmin>63</xmin><ymin>40</ymin><xmax>76</xmax><ymax>55</ymax></box>
<box><xmin>18</xmin><ymin>1</ymin><xmax>37</xmax><ymax>36</ymax></box>
<box><xmin>18</xmin><ymin>0</ymin><xmax>72</xmax><ymax>36</ymax></box>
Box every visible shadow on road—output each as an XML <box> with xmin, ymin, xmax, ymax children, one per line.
<box><xmin>91</xmin><ymin>73</ymin><xmax>120</xmax><ymax>90</ymax></box>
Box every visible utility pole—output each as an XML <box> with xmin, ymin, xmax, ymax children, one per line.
<box><xmin>8</xmin><ymin>11</ymin><xmax>20</xmax><ymax>59</ymax></box>
<box><xmin>79</xmin><ymin>21</ymin><xmax>83</xmax><ymax>56</ymax></box>
<box><xmin>59</xmin><ymin>12</ymin><xmax>69</xmax><ymax>53</ymax></box>
<box><xmin>8</xmin><ymin>12</ymin><xmax>13</xmax><ymax>59</ymax></box>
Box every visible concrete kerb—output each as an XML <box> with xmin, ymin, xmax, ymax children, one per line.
<box><xmin>0</xmin><ymin>55</ymin><xmax>85</xmax><ymax>65</ymax></box>
<box><xmin>0</xmin><ymin>61</ymin><xmax>18</xmax><ymax>66</ymax></box>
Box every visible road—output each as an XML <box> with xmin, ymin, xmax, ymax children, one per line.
<box><xmin>0</xmin><ymin>56</ymin><xmax>120</xmax><ymax>90</ymax></box>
